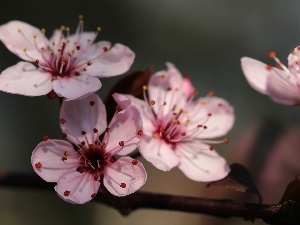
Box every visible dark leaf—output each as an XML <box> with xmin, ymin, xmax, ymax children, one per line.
<box><xmin>104</xmin><ymin>67</ymin><xmax>153</xmax><ymax>122</ymax></box>
<box><xmin>207</xmin><ymin>163</ymin><xmax>262</xmax><ymax>203</ymax></box>
<box><xmin>280</xmin><ymin>176</ymin><xmax>300</xmax><ymax>203</ymax></box>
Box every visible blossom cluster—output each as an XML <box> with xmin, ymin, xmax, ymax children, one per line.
<box><xmin>0</xmin><ymin>18</ymin><xmax>235</xmax><ymax>204</ymax></box>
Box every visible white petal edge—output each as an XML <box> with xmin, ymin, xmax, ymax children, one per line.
<box><xmin>55</xmin><ymin>170</ymin><xmax>100</xmax><ymax>204</ymax></box>
<box><xmin>52</xmin><ymin>74</ymin><xmax>102</xmax><ymax>101</ymax></box>
<box><xmin>0</xmin><ymin>62</ymin><xmax>52</xmax><ymax>96</ymax></box>
<box><xmin>84</xmin><ymin>43</ymin><xmax>135</xmax><ymax>77</ymax></box>
<box><xmin>103</xmin><ymin>156</ymin><xmax>147</xmax><ymax>196</ymax></box>
<box><xmin>103</xmin><ymin>105</ymin><xmax>143</xmax><ymax>156</ymax></box>
<box><xmin>31</xmin><ymin>139</ymin><xmax>80</xmax><ymax>182</ymax></box>
<box><xmin>241</xmin><ymin>57</ymin><xmax>269</xmax><ymax>94</ymax></box>
<box><xmin>177</xmin><ymin>141</ymin><xmax>230</xmax><ymax>182</ymax></box>
<box><xmin>0</xmin><ymin>20</ymin><xmax>48</xmax><ymax>61</ymax></box>
<box><xmin>139</xmin><ymin>135</ymin><xmax>180</xmax><ymax>171</ymax></box>
<box><xmin>60</xmin><ymin>93</ymin><xmax>107</xmax><ymax>145</ymax></box>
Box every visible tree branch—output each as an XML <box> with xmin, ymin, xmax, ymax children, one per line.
<box><xmin>0</xmin><ymin>171</ymin><xmax>299</xmax><ymax>225</ymax></box>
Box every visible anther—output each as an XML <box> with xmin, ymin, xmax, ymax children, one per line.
<box><xmin>109</xmin><ymin>158</ymin><xmax>115</xmax><ymax>163</ymax></box>
<box><xmin>266</xmin><ymin>65</ymin><xmax>273</xmax><ymax>71</ymax></box>
<box><xmin>115</xmin><ymin>105</ymin><xmax>122</xmax><ymax>111</ymax></box>
<box><xmin>35</xmin><ymin>162</ymin><xmax>42</xmax><ymax>169</ymax></box>
<box><xmin>208</xmin><ymin>90</ymin><xmax>214</xmax><ymax>96</ymax></box>
<box><xmin>81</xmin><ymin>141</ymin><xmax>86</xmax><ymax>146</ymax></box>
<box><xmin>224</xmin><ymin>137</ymin><xmax>229</xmax><ymax>144</ymax></box>
<box><xmin>167</xmin><ymin>87</ymin><xmax>172</xmax><ymax>91</ymax></box>
<box><xmin>181</xmin><ymin>132</ymin><xmax>186</xmax><ymax>136</ymax></box>
<box><xmin>43</xmin><ymin>135</ymin><xmax>49</xmax><ymax>141</ymax></box>
<box><xmin>143</xmin><ymin>85</ymin><xmax>148</xmax><ymax>90</ymax></box>
<box><xmin>150</xmin><ymin>100</ymin><xmax>155</xmax><ymax>105</ymax></box>
<box><xmin>93</xmin><ymin>128</ymin><xmax>98</xmax><ymax>133</ymax></box>
<box><xmin>119</xmin><ymin>141</ymin><xmax>125</xmax><ymax>147</ymax></box>
<box><xmin>41</xmin><ymin>28</ymin><xmax>46</xmax><ymax>34</ymax></box>
<box><xmin>90</xmin><ymin>101</ymin><xmax>95</xmax><ymax>106</ymax></box>
<box><xmin>91</xmin><ymin>193</ymin><xmax>97</xmax><ymax>198</ymax></box>
<box><xmin>87</xmin><ymin>61</ymin><xmax>92</xmax><ymax>66</ymax></box>
<box><xmin>193</xmin><ymin>90</ymin><xmax>198</xmax><ymax>96</ymax></box>
<box><xmin>64</xmin><ymin>151</ymin><xmax>69</xmax><ymax>156</ymax></box>
<box><xmin>207</xmin><ymin>113</ymin><xmax>212</xmax><ymax>117</ymax></box>
<box><xmin>60</xmin><ymin>118</ymin><xmax>66</xmax><ymax>124</ymax></box>
<box><xmin>103</xmin><ymin>47</ymin><xmax>108</xmax><ymax>52</ymax></box>
<box><xmin>62</xmin><ymin>156</ymin><xmax>67</xmax><ymax>161</ymax></box>
<box><xmin>97</xmin><ymin>27</ymin><xmax>101</xmax><ymax>31</ymax></box>
<box><xmin>62</xmin><ymin>133</ymin><xmax>67</xmax><ymax>138</ymax></box>
<box><xmin>137</xmin><ymin>130</ymin><xmax>143</xmax><ymax>136</ymax></box>
<box><xmin>120</xmin><ymin>183</ymin><xmax>126</xmax><ymax>188</ymax></box>
<box><xmin>23</xmin><ymin>48</ymin><xmax>27</xmax><ymax>52</ymax></box>
<box><xmin>64</xmin><ymin>190</ymin><xmax>70</xmax><ymax>196</ymax></box>
<box><xmin>33</xmin><ymin>34</ymin><xmax>37</xmax><ymax>38</ymax></box>
<box><xmin>203</xmin><ymin>126</ymin><xmax>207</xmax><ymax>129</ymax></box>
<box><xmin>209</xmin><ymin>145</ymin><xmax>214</xmax><ymax>151</ymax></box>
<box><xmin>76</xmin><ymin>46</ymin><xmax>80</xmax><ymax>50</ymax></box>
<box><xmin>105</xmin><ymin>127</ymin><xmax>110</xmax><ymax>133</ymax></box>
<box><xmin>81</xmin><ymin>131</ymin><xmax>86</xmax><ymax>135</ymax></box>
<box><xmin>132</xmin><ymin>159</ymin><xmax>138</xmax><ymax>165</ymax></box>
<box><xmin>94</xmin><ymin>175</ymin><xmax>99</xmax><ymax>181</ymax></box>
<box><xmin>268</xmin><ymin>51</ymin><xmax>276</xmax><ymax>58</ymax></box>
<box><xmin>35</xmin><ymin>59</ymin><xmax>39</xmax><ymax>65</ymax></box>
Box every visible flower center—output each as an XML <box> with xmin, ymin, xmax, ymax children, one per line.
<box><xmin>19</xmin><ymin>16</ymin><xmax>107</xmax><ymax>78</ymax></box>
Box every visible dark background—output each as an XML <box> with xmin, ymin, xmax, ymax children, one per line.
<box><xmin>0</xmin><ymin>1</ymin><xmax>299</xmax><ymax>224</ymax></box>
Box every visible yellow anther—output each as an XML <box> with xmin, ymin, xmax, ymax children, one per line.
<box><xmin>60</xmin><ymin>25</ymin><xmax>65</xmax><ymax>30</ymax></box>
<box><xmin>97</xmin><ymin>26</ymin><xmax>101</xmax><ymax>31</ymax></box>
<box><xmin>41</xmin><ymin>28</ymin><xmax>46</xmax><ymax>34</ymax></box>
<box><xmin>33</xmin><ymin>34</ymin><xmax>37</xmax><ymax>38</ymax></box>
<box><xmin>23</xmin><ymin>48</ymin><xmax>27</xmax><ymax>52</ymax></box>
<box><xmin>17</xmin><ymin>29</ymin><xmax>21</xmax><ymax>33</ymax></box>
<box><xmin>143</xmin><ymin>85</ymin><xmax>148</xmax><ymax>90</ymax></box>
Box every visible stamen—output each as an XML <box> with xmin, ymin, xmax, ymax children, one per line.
<box><xmin>64</xmin><ymin>190</ymin><xmax>70</xmax><ymax>196</ymax></box>
<box><xmin>43</xmin><ymin>135</ymin><xmax>49</xmax><ymax>141</ymax></box>
<box><xmin>120</xmin><ymin>183</ymin><xmax>126</xmax><ymax>188</ymax></box>
<box><xmin>91</xmin><ymin>193</ymin><xmax>97</xmax><ymax>198</ymax></box>
<box><xmin>132</xmin><ymin>159</ymin><xmax>138</xmax><ymax>165</ymax></box>
<box><xmin>35</xmin><ymin>162</ymin><xmax>42</xmax><ymax>169</ymax></box>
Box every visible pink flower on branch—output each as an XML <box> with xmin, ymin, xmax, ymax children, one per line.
<box><xmin>241</xmin><ymin>48</ymin><xmax>300</xmax><ymax>105</ymax></box>
<box><xmin>31</xmin><ymin>94</ymin><xmax>146</xmax><ymax>204</ymax></box>
<box><xmin>114</xmin><ymin>63</ymin><xmax>235</xmax><ymax>182</ymax></box>
<box><xmin>0</xmin><ymin>18</ymin><xmax>135</xmax><ymax>100</ymax></box>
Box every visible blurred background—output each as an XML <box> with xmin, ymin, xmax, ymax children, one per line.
<box><xmin>0</xmin><ymin>0</ymin><xmax>300</xmax><ymax>224</ymax></box>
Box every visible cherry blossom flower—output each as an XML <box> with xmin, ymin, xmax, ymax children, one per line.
<box><xmin>31</xmin><ymin>94</ymin><xmax>146</xmax><ymax>204</ymax></box>
<box><xmin>0</xmin><ymin>18</ymin><xmax>135</xmax><ymax>100</ymax></box>
<box><xmin>241</xmin><ymin>48</ymin><xmax>300</xmax><ymax>105</ymax></box>
<box><xmin>113</xmin><ymin>63</ymin><xmax>235</xmax><ymax>182</ymax></box>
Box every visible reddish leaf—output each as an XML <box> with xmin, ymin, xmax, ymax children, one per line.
<box><xmin>280</xmin><ymin>176</ymin><xmax>300</xmax><ymax>203</ymax></box>
<box><xmin>207</xmin><ymin>163</ymin><xmax>262</xmax><ymax>203</ymax></box>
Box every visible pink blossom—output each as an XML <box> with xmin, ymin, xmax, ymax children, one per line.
<box><xmin>241</xmin><ymin>48</ymin><xmax>300</xmax><ymax>105</ymax></box>
<box><xmin>0</xmin><ymin>19</ymin><xmax>135</xmax><ymax>100</ymax></box>
<box><xmin>114</xmin><ymin>63</ymin><xmax>235</xmax><ymax>182</ymax></box>
<box><xmin>31</xmin><ymin>94</ymin><xmax>146</xmax><ymax>204</ymax></box>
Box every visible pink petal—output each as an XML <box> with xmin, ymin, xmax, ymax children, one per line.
<box><xmin>188</xmin><ymin>96</ymin><xmax>234</xmax><ymax>139</ymax></box>
<box><xmin>84</xmin><ymin>43</ymin><xmax>135</xmax><ymax>77</ymax></box>
<box><xmin>0</xmin><ymin>62</ymin><xmax>52</xmax><ymax>96</ymax></box>
<box><xmin>148</xmin><ymin>63</ymin><xmax>186</xmax><ymax>117</ymax></box>
<box><xmin>103</xmin><ymin>105</ymin><xmax>143</xmax><ymax>156</ymax></box>
<box><xmin>240</xmin><ymin>57</ymin><xmax>269</xmax><ymax>94</ymax></box>
<box><xmin>112</xmin><ymin>93</ymin><xmax>155</xmax><ymax>136</ymax></box>
<box><xmin>183</xmin><ymin>76</ymin><xmax>196</xmax><ymax>99</ymax></box>
<box><xmin>78</xmin><ymin>41</ymin><xmax>111</xmax><ymax>64</ymax></box>
<box><xmin>139</xmin><ymin>135</ymin><xmax>180</xmax><ymax>171</ymax></box>
<box><xmin>60</xmin><ymin>93</ymin><xmax>107</xmax><ymax>145</ymax></box>
<box><xmin>52</xmin><ymin>74</ymin><xmax>102</xmax><ymax>100</ymax></box>
<box><xmin>103</xmin><ymin>156</ymin><xmax>146</xmax><ymax>196</ymax></box>
<box><xmin>0</xmin><ymin>20</ymin><xmax>48</xmax><ymax>61</ymax></box>
<box><xmin>266</xmin><ymin>73</ymin><xmax>300</xmax><ymax>105</ymax></box>
<box><xmin>55</xmin><ymin>170</ymin><xmax>100</xmax><ymax>204</ymax></box>
<box><xmin>31</xmin><ymin>139</ymin><xmax>80</xmax><ymax>182</ymax></box>
<box><xmin>177</xmin><ymin>141</ymin><xmax>230</xmax><ymax>181</ymax></box>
